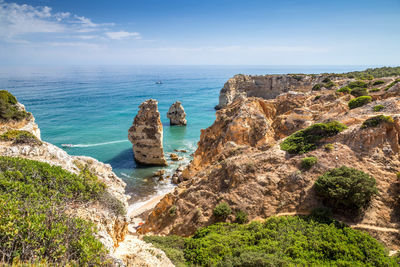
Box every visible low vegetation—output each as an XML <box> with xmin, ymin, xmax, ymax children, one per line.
<box><xmin>350</xmin><ymin>87</ymin><xmax>368</xmax><ymax>97</ymax></box>
<box><xmin>372</xmin><ymin>80</ymin><xmax>385</xmax><ymax>86</ymax></box>
<box><xmin>0</xmin><ymin>156</ymin><xmax>112</xmax><ymax>266</ymax></box>
<box><xmin>347</xmin><ymin>80</ymin><xmax>368</xmax><ymax>89</ymax></box>
<box><xmin>385</xmin><ymin>79</ymin><xmax>400</xmax><ymax>91</ymax></box>
<box><xmin>280</xmin><ymin>121</ymin><xmax>347</xmax><ymax>154</ymax></box>
<box><xmin>234</xmin><ymin>210</ymin><xmax>248</xmax><ymax>224</ymax></box>
<box><xmin>373</xmin><ymin>105</ymin><xmax>385</xmax><ymax>112</ymax></box>
<box><xmin>343</xmin><ymin>66</ymin><xmax>400</xmax><ymax>79</ymax></box>
<box><xmin>337</xmin><ymin>86</ymin><xmax>351</xmax><ymax>94</ymax></box>
<box><xmin>213</xmin><ymin>202</ymin><xmax>231</xmax><ymax>220</ymax></box>
<box><xmin>369</xmin><ymin>88</ymin><xmax>381</xmax><ymax>92</ymax></box>
<box><xmin>348</xmin><ymin>96</ymin><xmax>372</xmax><ymax>109</ymax></box>
<box><xmin>315</xmin><ymin>166</ymin><xmax>378</xmax><ymax>212</ymax></box>
<box><xmin>0</xmin><ymin>90</ymin><xmax>30</xmax><ymax>122</ymax></box>
<box><xmin>361</xmin><ymin>115</ymin><xmax>394</xmax><ymax>129</ymax></box>
<box><xmin>145</xmin><ymin>216</ymin><xmax>396</xmax><ymax>266</ymax></box>
<box><xmin>0</xmin><ymin>130</ymin><xmax>42</xmax><ymax>145</ymax></box>
<box><xmin>301</xmin><ymin>156</ymin><xmax>318</xmax><ymax>170</ymax></box>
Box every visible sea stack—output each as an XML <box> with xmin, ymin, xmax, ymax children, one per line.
<box><xmin>167</xmin><ymin>101</ymin><xmax>187</xmax><ymax>125</ymax></box>
<box><xmin>128</xmin><ymin>99</ymin><xmax>167</xmax><ymax>166</ymax></box>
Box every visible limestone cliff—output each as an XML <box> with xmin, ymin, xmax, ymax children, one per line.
<box><xmin>140</xmin><ymin>76</ymin><xmax>400</xmax><ymax>250</ymax></box>
<box><xmin>215</xmin><ymin>74</ymin><xmax>338</xmax><ymax>109</ymax></box>
<box><xmin>167</xmin><ymin>101</ymin><xmax>187</xmax><ymax>125</ymax></box>
<box><xmin>128</xmin><ymin>99</ymin><xmax>167</xmax><ymax>166</ymax></box>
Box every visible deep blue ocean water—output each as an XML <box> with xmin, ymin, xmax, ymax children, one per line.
<box><xmin>0</xmin><ymin>65</ymin><xmax>368</xmax><ymax>205</ymax></box>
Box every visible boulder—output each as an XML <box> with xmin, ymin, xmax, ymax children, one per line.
<box><xmin>167</xmin><ymin>101</ymin><xmax>187</xmax><ymax>125</ymax></box>
<box><xmin>128</xmin><ymin>99</ymin><xmax>167</xmax><ymax>166</ymax></box>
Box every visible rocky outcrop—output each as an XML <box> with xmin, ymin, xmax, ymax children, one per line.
<box><xmin>215</xmin><ymin>74</ymin><xmax>340</xmax><ymax>109</ymax></box>
<box><xmin>167</xmin><ymin>101</ymin><xmax>187</xmax><ymax>125</ymax></box>
<box><xmin>128</xmin><ymin>99</ymin><xmax>167</xmax><ymax>166</ymax></box>
<box><xmin>140</xmin><ymin>76</ymin><xmax>400</xmax><ymax>250</ymax></box>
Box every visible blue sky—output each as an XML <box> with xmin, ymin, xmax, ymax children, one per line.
<box><xmin>0</xmin><ymin>0</ymin><xmax>399</xmax><ymax>65</ymax></box>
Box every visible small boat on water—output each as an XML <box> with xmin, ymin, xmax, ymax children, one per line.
<box><xmin>155</xmin><ymin>80</ymin><xmax>163</xmax><ymax>84</ymax></box>
<box><xmin>61</xmin><ymin>144</ymin><xmax>74</xmax><ymax>148</ymax></box>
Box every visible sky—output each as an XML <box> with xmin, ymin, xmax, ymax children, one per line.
<box><xmin>0</xmin><ymin>0</ymin><xmax>399</xmax><ymax>65</ymax></box>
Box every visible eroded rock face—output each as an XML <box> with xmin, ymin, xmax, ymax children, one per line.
<box><xmin>128</xmin><ymin>99</ymin><xmax>167</xmax><ymax>166</ymax></box>
<box><xmin>167</xmin><ymin>101</ymin><xmax>187</xmax><ymax>125</ymax></box>
<box><xmin>215</xmin><ymin>74</ymin><xmax>337</xmax><ymax>109</ymax></box>
<box><xmin>140</xmin><ymin>76</ymin><xmax>400</xmax><ymax>249</ymax></box>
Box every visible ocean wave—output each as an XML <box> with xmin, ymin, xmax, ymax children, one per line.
<box><xmin>63</xmin><ymin>140</ymin><xmax>129</xmax><ymax>148</ymax></box>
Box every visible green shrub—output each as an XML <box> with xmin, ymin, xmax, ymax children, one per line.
<box><xmin>213</xmin><ymin>202</ymin><xmax>231</xmax><ymax>220</ymax></box>
<box><xmin>312</xmin><ymin>84</ymin><xmax>322</xmax><ymax>91</ymax></box>
<box><xmin>143</xmin><ymin>235</ymin><xmax>186</xmax><ymax>267</ymax></box>
<box><xmin>324</xmin><ymin>80</ymin><xmax>336</xmax><ymax>88</ymax></box>
<box><xmin>369</xmin><ymin>88</ymin><xmax>381</xmax><ymax>92</ymax></box>
<box><xmin>0</xmin><ymin>130</ymin><xmax>42</xmax><ymax>145</ymax></box>
<box><xmin>184</xmin><ymin>216</ymin><xmax>394</xmax><ymax>266</ymax></box>
<box><xmin>348</xmin><ymin>80</ymin><xmax>369</xmax><ymax>89</ymax></box>
<box><xmin>385</xmin><ymin>79</ymin><xmax>400</xmax><ymax>91</ymax></box>
<box><xmin>373</xmin><ymin>105</ymin><xmax>385</xmax><ymax>112</ymax></box>
<box><xmin>301</xmin><ymin>156</ymin><xmax>318</xmax><ymax>170</ymax></box>
<box><xmin>169</xmin><ymin>205</ymin><xmax>177</xmax><ymax>217</ymax></box>
<box><xmin>337</xmin><ymin>86</ymin><xmax>351</xmax><ymax>94</ymax></box>
<box><xmin>372</xmin><ymin>80</ymin><xmax>385</xmax><ymax>86</ymax></box>
<box><xmin>348</xmin><ymin>96</ymin><xmax>372</xmax><ymax>109</ymax></box>
<box><xmin>344</xmin><ymin>66</ymin><xmax>400</xmax><ymax>79</ymax></box>
<box><xmin>0</xmin><ymin>90</ymin><xmax>30</xmax><ymax>122</ymax></box>
<box><xmin>234</xmin><ymin>210</ymin><xmax>248</xmax><ymax>224</ymax></box>
<box><xmin>280</xmin><ymin>121</ymin><xmax>347</xmax><ymax>154</ymax></box>
<box><xmin>314</xmin><ymin>95</ymin><xmax>321</xmax><ymax>100</ymax></box>
<box><xmin>315</xmin><ymin>166</ymin><xmax>378</xmax><ymax>211</ymax></box>
<box><xmin>0</xmin><ymin>156</ymin><xmax>111</xmax><ymax>265</ymax></box>
<box><xmin>309</xmin><ymin>207</ymin><xmax>333</xmax><ymax>224</ymax></box>
<box><xmin>361</xmin><ymin>115</ymin><xmax>394</xmax><ymax>129</ymax></box>
<box><xmin>324</xmin><ymin>143</ymin><xmax>334</xmax><ymax>151</ymax></box>
<box><xmin>350</xmin><ymin>87</ymin><xmax>368</xmax><ymax>97</ymax></box>
<box><xmin>322</xmin><ymin>77</ymin><xmax>331</xmax><ymax>83</ymax></box>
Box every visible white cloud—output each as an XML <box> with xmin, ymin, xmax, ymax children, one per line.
<box><xmin>0</xmin><ymin>1</ymin><xmax>139</xmax><ymax>45</ymax></box>
<box><xmin>106</xmin><ymin>31</ymin><xmax>140</xmax><ymax>40</ymax></box>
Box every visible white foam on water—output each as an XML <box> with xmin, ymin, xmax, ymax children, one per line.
<box><xmin>67</xmin><ymin>140</ymin><xmax>129</xmax><ymax>148</ymax></box>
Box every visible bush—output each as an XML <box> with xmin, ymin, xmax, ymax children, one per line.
<box><xmin>347</xmin><ymin>80</ymin><xmax>369</xmax><ymax>89</ymax></box>
<box><xmin>0</xmin><ymin>130</ymin><xmax>42</xmax><ymax>145</ymax></box>
<box><xmin>314</xmin><ymin>95</ymin><xmax>321</xmax><ymax>100</ymax></box>
<box><xmin>385</xmin><ymin>79</ymin><xmax>400</xmax><ymax>91</ymax></box>
<box><xmin>315</xmin><ymin>166</ymin><xmax>378</xmax><ymax>211</ymax></box>
<box><xmin>337</xmin><ymin>86</ymin><xmax>351</xmax><ymax>94</ymax></box>
<box><xmin>183</xmin><ymin>216</ymin><xmax>394</xmax><ymax>266</ymax></box>
<box><xmin>372</xmin><ymin>80</ymin><xmax>385</xmax><ymax>86</ymax></box>
<box><xmin>213</xmin><ymin>202</ymin><xmax>231</xmax><ymax>220</ymax></box>
<box><xmin>234</xmin><ymin>210</ymin><xmax>248</xmax><ymax>224</ymax></box>
<box><xmin>324</xmin><ymin>143</ymin><xmax>334</xmax><ymax>151</ymax></box>
<box><xmin>0</xmin><ymin>90</ymin><xmax>30</xmax><ymax>122</ymax></box>
<box><xmin>143</xmin><ymin>235</ymin><xmax>186</xmax><ymax>267</ymax></box>
<box><xmin>396</xmin><ymin>172</ymin><xmax>400</xmax><ymax>180</ymax></box>
<box><xmin>0</xmin><ymin>156</ymin><xmax>110</xmax><ymax>265</ymax></box>
<box><xmin>361</xmin><ymin>115</ymin><xmax>394</xmax><ymax>129</ymax></box>
<box><xmin>280</xmin><ymin>121</ymin><xmax>347</xmax><ymax>154</ymax></box>
<box><xmin>350</xmin><ymin>87</ymin><xmax>368</xmax><ymax>97</ymax></box>
<box><xmin>344</xmin><ymin>66</ymin><xmax>400</xmax><ymax>79</ymax></box>
<box><xmin>312</xmin><ymin>84</ymin><xmax>322</xmax><ymax>91</ymax></box>
<box><xmin>301</xmin><ymin>156</ymin><xmax>318</xmax><ymax>170</ymax></box>
<box><xmin>324</xmin><ymin>80</ymin><xmax>336</xmax><ymax>88</ymax></box>
<box><xmin>348</xmin><ymin>96</ymin><xmax>372</xmax><ymax>109</ymax></box>
<box><xmin>169</xmin><ymin>205</ymin><xmax>177</xmax><ymax>217</ymax></box>
<box><xmin>373</xmin><ymin>105</ymin><xmax>385</xmax><ymax>112</ymax></box>
<box><xmin>369</xmin><ymin>88</ymin><xmax>381</xmax><ymax>92</ymax></box>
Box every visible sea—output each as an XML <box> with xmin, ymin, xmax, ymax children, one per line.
<box><xmin>0</xmin><ymin>65</ymin><xmax>369</xmax><ymax>208</ymax></box>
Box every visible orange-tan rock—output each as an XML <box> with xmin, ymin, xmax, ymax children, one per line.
<box><xmin>140</xmin><ymin>76</ymin><xmax>400</xmax><ymax>249</ymax></box>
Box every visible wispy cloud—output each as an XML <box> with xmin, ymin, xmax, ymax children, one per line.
<box><xmin>106</xmin><ymin>31</ymin><xmax>141</xmax><ymax>40</ymax></box>
<box><xmin>0</xmin><ymin>0</ymin><xmax>140</xmax><ymax>44</ymax></box>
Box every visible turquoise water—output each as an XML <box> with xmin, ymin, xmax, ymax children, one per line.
<box><xmin>0</xmin><ymin>65</ymin><xmax>367</xmax><ymax>204</ymax></box>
